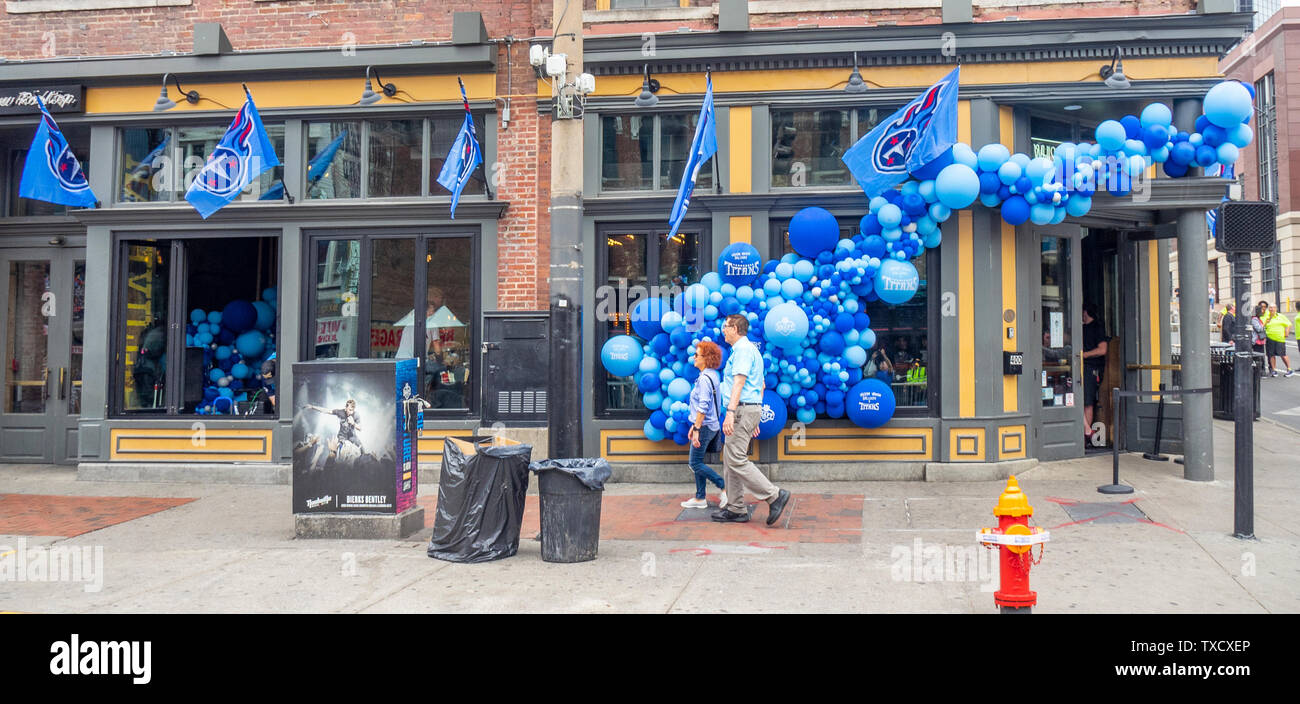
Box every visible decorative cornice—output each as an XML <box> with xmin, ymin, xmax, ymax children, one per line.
<box><xmin>70</xmin><ymin>199</ymin><xmax>510</xmax><ymax>227</ymax></box>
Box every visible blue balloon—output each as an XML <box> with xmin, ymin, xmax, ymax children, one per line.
<box><xmin>1226</xmin><ymin>123</ymin><xmax>1253</xmax><ymax>148</ymax></box>
<box><xmin>650</xmin><ymin>333</ymin><xmax>671</xmax><ymax>356</ymax></box>
<box><xmin>190</xmin><ymin>309</ymin><xmax>206</xmax><ymax>325</ymax></box>
<box><xmin>1217</xmin><ymin>142</ymin><xmax>1240</xmax><ymax>165</ymax></box>
<box><xmin>221</xmin><ymin>300</ymin><xmax>257</xmax><ymax>333</ymax></box>
<box><xmin>717</xmin><ymin>242</ymin><xmax>763</xmax><ymax>287</ymax></box>
<box><xmin>780</xmin><ymin>277</ymin><xmax>804</xmax><ymax>300</ymax></box>
<box><xmin>1065</xmin><ymin>195</ymin><xmax>1093</xmax><ymax>217</ymax></box>
<box><xmin>1203</xmin><ymin>80</ymin><xmax>1253</xmax><ymax>128</ymax></box>
<box><xmin>251</xmin><ymin>301</ymin><xmax>275</xmax><ymax>331</ymax></box>
<box><xmin>979</xmin><ymin>171</ymin><xmax>1002</xmax><ymax>194</ymax></box>
<box><xmin>1001</xmin><ymin>195</ymin><xmax>1031</xmax><ymax>226</ymax></box>
<box><xmin>1169</xmin><ymin>141</ymin><xmax>1196</xmax><ymax>167</ymax></box>
<box><xmin>1141</xmin><ymin>124</ymin><xmax>1169</xmax><ymax>150</ymax></box>
<box><xmin>631</xmin><ymin>297</ymin><xmax>667</xmax><ymax>339</ymax></box>
<box><xmin>231</xmin><ymin>362</ymin><xmax>251</xmax><ymax>380</ymax></box>
<box><xmin>877</xmin><ymin>203</ymin><xmax>902</xmax><ymax>229</ymax></box>
<box><xmin>669</xmin><ymin>327</ymin><xmax>692</xmax><ymax>350</ymax></box>
<box><xmin>789</xmin><ymin>207</ymin><xmax>840</xmax><ymax>257</ymax></box>
<box><xmin>860</xmin><ymin>213</ymin><xmax>882</xmax><ymax>237</ymax></box>
<box><xmin>1096</xmin><ymin>120</ymin><xmax>1127</xmax><ymax>151</ymax></box>
<box><xmin>1163</xmin><ymin>160</ymin><xmax>1190</xmax><ymax>178</ymax></box>
<box><xmin>875</xmin><ymin>259</ymin><xmax>919</xmax><ymax>305</ymax></box>
<box><xmin>601</xmin><ymin>335</ymin><xmax>644</xmax><ymax>377</ymax></box>
<box><xmin>834</xmin><ymin>312</ymin><xmax>855</xmax><ymax>333</ymax></box>
<box><xmin>666</xmin><ymin>377</ymin><xmax>692</xmax><ymax>402</ymax></box>
<box><xmin>700</xmin><ymin>272</ymin><xmax>723</xmax><ymax>292</ymax></box>
<box><xmin>1195</xmin><ymin>145</ymin><xmax>1219</xmax><ymax>168</ymax></box>
<box><xmin>757</xmin><ymin>389</ymin><xmax>788</xmax><ymax>439</ymax></box>
<box><xmin>660</xmin><ymin>311</ymin><xmax>684</xmax><ymax>333</ymax></box>
<box><xmin>863</xmin><ymin>235</ymin><xmax>887</xmax><ymax>258</ymax></box>
<box><xmin>846</xmin><ymin>378</ymin><xmax>897</xmax><ymax>428</ymax></box>
<box><xmin>952</xmin><ymin>142</ymin><xmax>979</xmax><ymax>169</ymax></box>
<box><xmin>638</xmin><ymin>373</ymin><xmax>661</xmax><ymax>393</ymax></box>
<box><xmin>900</xmin><ymin>192</ymin><xmax>927</xmax><ymax>217</ymax></box>
<box><xmin>763</xmin><ymin>302</ymin><xmax>810</xmax><ymax>351</ymax></box>
<box><xmin>207</xmin><ymin>310</ymin><xmax>223</xmax><ymax>326</ymax></box>
<box><xmin>1120</xmin><ymin>115</ymin><xmax>1142</xmax><ymax>140</ymax></box>
<box><xmin>1030</xmin><ymin>202</ymin><xmax>1056</xmax><ymax>226</ymax></box>
<box><xmin>935</xmin><ymin>164</ymin><xmax>980</xmax><ymax>209</ymax></box>
<box><xmin>1202</xmin><ymin>124</ymin><xmax>1227</xmax><ymax>148</ymax></box>
<box><xmin>1140</xmin><ymin>103</ymin><xmax>1173</xmax><ymax>129</ymax></box>
<box><xmin>819</xmin><ymin>331</ymin><xmax>846</xmax><ymax>356</ymax></box>
<box><xmin>215</xmin><ymin>345</ymin><xmax>232</xmax><ymax>361</ymax></box>
<box><xmin>642</xmin><ymin>391</ymin><xmax>664</xmax><ymax>410</ymax></box>
<box><xmin>684</xmin><ymin>283</ymin><xmax>711</xmax><ymax>310</ymax></box>
<box><xmin>997</xmin><ymin>160</ymin><xmax>1023</xmax><ymax>186</ymax></box>
<box><xmin>208</xmin><ymin>368</ymin><xmax>225</xmax><ymax>383</ymax></box>
<box><xmin>643</xmin><ymin>418</ymin><xmax>666</xmax><ymax>442</ymax></box>
<box><xmin>977</xmin><ymin>143</ymin><xmax>1011</xmax><ymax>172</ymax></box>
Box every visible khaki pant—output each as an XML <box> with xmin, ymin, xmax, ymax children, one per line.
<box><xmin>723</xmin><ymin>404</ymin><xmax>779</xmax><ymax>514</ymax></box>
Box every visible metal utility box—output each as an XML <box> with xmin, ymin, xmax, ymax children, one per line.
<box><xmin>481</xmin><ymin>311</ymin><xmax>549</xmax><ymax>424</ymax></box>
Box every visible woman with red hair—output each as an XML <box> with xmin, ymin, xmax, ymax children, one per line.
<box><xmin>682</xmin><ymin>340</ymin><xmax>727</xmax><ymax>509</ymax></box>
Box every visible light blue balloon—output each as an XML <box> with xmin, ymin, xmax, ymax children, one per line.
<box><xmin>877</xmin><ymin>203</ymin><xmax>903</xmax><ymax>229</ymax></box>
<box><xmin>1203</xmin><ymin>81</ymin><xmax>1253</xmax><ymax>128</ymax></box>
<box><xmin>661</xmin><ymin>397</ymin><xmax>674</xmax><ymax>414</ymax></box>
<box><xmin>844</xmin><ymin>329</ymin><xmax>860</xmax><ymax>346</ymax></box>
<box><xmin>1140</xmin><ymin>102</ymin><xmax>1173</xmax><ymax>128</ymax></box>
<box><xmin>882</xmin><ymin>227</ymin><xmax>902</xmax><ymax>243</ymax></box>
<box><xmin>796</xmin><ymin>408</ymin><xmax>816</xmax><ymax>424</ymax></box>
<box><xmin>776</xmin><ymin>382</ymin><xmax>793</xmax><ymax>398</ymax></box>
<box><xmin>600</xmin><ymin>335</ymin><xmax>644</xmax><ymax>377</ymax></box>
<box><xmin>763</xmin><ymin>301</ymin><xmax>810</xmax><ymax>351</ymax></box>
<box><xmin>793</xmin><ymin>259</ymin><xmax>816</xmax><ymax>282</ymax></box>
<box><xmin>720</xmin><ymin>283</ymin><xmax>736</xmax><ymax>297</ymax></box>
<box><xmin>708</xmin><ymin>291</ymin><xmax>723</xmax><ymax>306</ymax></box>
<box><xmin>700</xmin><ymin>272</ymin><xmax>723</xmax><ymax>292</ymax></box>
<box><xmin>1217</xmin><ymin>142</ymin><xmax>1240</xmax><ymax>164</ymax></box>
<box><xmin>736</xmin><ymin>285</ymin><xmax>754</xmax><ymax>303</ymax></box>
<box><xmin>979</xmin><ymin>192</ymin><xmax>1002</xmax><ymax>208</ymax></box>
<box><xmin>667</xmin><ymin>377</ymin><xmax>692</xmax><ymax>401</ymax></box>
<box><xmin>684</xmin><ymin>283</ymin><xmax>710</xmax><ymax>310</ymax></box>
<box><xmin>664</xmin><ymin>418</ymin><xmax>677</xmax><ymax>433</ymax></box>
<box><xmin>875</xmin><ymin>259</ymin><xmax>919</xmax><ymax>305</ymax></box>
<box><xmin>1123</xmin><ymin>139</ymin><xmax>1147</xmax><ymax>157</ymax></box>
<box><xmin>1126</xmin><ymin>154</ymin><xmax>1147</xmax><ymax>177</ymax></box>
<box><xmin>861</xmin><ymin>328</ymin><xmax>877</xmax><ymax>349</ymax></box>
<box><xmin>661</xmin><ymin>310</ymin><xmax>683</xmax><ymax>333</ymax></box>
<box><xmin>1009</xmin><ymin>153</ymin><xmax>1030</xmax><ymax>168</ymax></box>
<box><xmin>844</xmin><ymin>345</ymin><xmax>868</xmax><ymax>367</ymax></box>
<box><xmin>704</xmin><ymin>304</ymin><xmax>719</xmax><ymax>320</ymax></box>
<box><xmin>923</xmin><ymin>229</ymin><xmax>943</xmax><ymax>249</ymax></box>
<box><xmin>1025</xmin><ymin>157</ymin><xmax>1054</xmax><ymax>184</ymax></box>
<box><xmin>659</xmin><ymin>367</ymin><xmax>675</xmax><ymax>386</ymax></box>
<box><xmin>1030</xmin><ymin>202</ymin><xmax>1056</xmax><ymax>225</ymax></box>
<box><xmin>1065</xmin><ymin>195</ymin><xmax>1093</xmax><ymax>217</ymax></box>
<box><xmin>644</xmin><ymin>418</ymin><xmax>666</xmax><ymax>442</ymax></box>
<box><xmin>1226</xmin><ymin>123</ymin><xmax>1253</xmax><ymax>148</ymax></box>
<box><xmin>936</xmin><ymin>164</ymin><xmax>980</xmax><ymax>209</ymax></box>
<box><xmin>868</xmin><ymin>196</ymin><xmax>888</xmax><ymax>212</ymax></box>
<box><xmin>1050</xmin><ymin>206</ymin><xmax>1068</xmax><ymax>225</ymax></box>
<box><xmin>977</xmin><ymin>143</ymin><xmax>1011</xmax><ymax>172</ymax></box>
<box><xmin>775</xmin><ymin>262</ymin><xmax>794</xmax><ymax>280</ymax></box>
<box><xmin>1189</xmin><ymin>133</ymin><xmax>1203</xmax><ymax>146</ymax></box>
<box><xmin>1096</xmin><ymin>120</ymin><xmax>1126</xmax><ymax>151</ymax></box>
<box><xmin>998</xmin><ymin>160</ymin><xmax>1023</xmax><ymax>185</ymax></box>
<box><xmin>952</xmin><ymin>142</ymin><xmax>979</xmax><ymax>169</ymax></box>
<box><xmin>639</xmin><ymin>356</ymin><xmax>661</xmax><ymax>374</ymax></box>
<box><xmin>763</xmin><ymin>277</ymin><xmax>783</xmax><ymax>298</ymax></box>
<box><xmin>781</xmin><ymin>277</ymin><xmax>804</xmax><ymax>299</ymax></box>
<box><xmin>643</xmin><ymin>391</ymin><xmax>664</xmax><ymax>410</ymax></box>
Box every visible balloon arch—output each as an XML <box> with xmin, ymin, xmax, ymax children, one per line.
<box><xmin>601</xmin><ymin>81</ymin><xmax>1254</xmax><ymax>444</ymax></box>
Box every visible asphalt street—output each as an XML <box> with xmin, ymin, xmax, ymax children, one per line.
<box><xmin>1260</xmin><ymin>340</ymin><xmax>1300</xmax><ymax>433</ymax></box>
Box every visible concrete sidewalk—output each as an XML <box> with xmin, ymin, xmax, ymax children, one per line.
<box><xmin>1</xmin><ymin>419</ymin><xmax>1296</xmax><ymax>614</ymax></box>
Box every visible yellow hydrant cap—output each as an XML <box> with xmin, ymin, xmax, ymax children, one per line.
<box><xmin>993</xmin><ymin>475</ymin><xmax>1033</xmax><ymax>517</ymax></box>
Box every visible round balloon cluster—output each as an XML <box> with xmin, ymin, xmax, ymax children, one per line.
<box><xmin>602</xmin><ymin>206</ymin><xmax>923</xmax><ymax>445</ymax></box>
<box><xmin>186</xmin><ymin>287</ymin><xmax>278</xmax><ymax>415</ymax></box>
<box><xmin>890</xmin><ymin>80</ymin><xmax>1256</xmax><ymax>227</ymax></box>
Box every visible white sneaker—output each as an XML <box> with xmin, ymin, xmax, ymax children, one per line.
<box><xmin>717</xmin><ymin>491</ymin><xmax>727</xmax><ymax>508</ymax></box>
<box><xmin>680</xmin><ymin>497</ymin><xmax>708</xmax><ymax>509</ymax></box>
<box><xmin>1287</xmin><ymin>370</ymin><xmax>1296</xmax><ymax>377</ymax></box>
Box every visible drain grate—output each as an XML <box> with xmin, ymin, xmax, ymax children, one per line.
<box><xmin>1060</xmin><ymin>501</ymin><xmax>1149</xmax><ymax>524</ymax></box>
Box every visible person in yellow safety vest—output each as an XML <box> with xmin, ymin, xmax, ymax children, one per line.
<box><xmin>1263</xmin><ymin>303</ymin><xmax>1294</xmax><ymax>377</ymax></box>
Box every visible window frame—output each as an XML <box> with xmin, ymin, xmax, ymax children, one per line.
<box><xmin>300</xmin><ymin>227</ymin><xmax>482</xmax><ymax>419</ymax></box>
<box><xmin>597</xmin><ymin>111</ymin><xmax>718</xmax><ymax>194</ymax></box>
<box><xmin>114</xmin><ymin>122</ymin><xmax>288</xmax><ymax>205</ymax></box>
<box><xmin>769</xmin><ymin>105</ymin><xmax>900</xmax><ymax>192</ymax></box>
<box><xmin>109</xmin><ymin>230</ymin><xmax>282</xmax><ymax>418</ymax></box>
<box><xmin>768</xmin><ymin>217</ymin><xmax>940</xmax><ymax>418</ymax></box>
<box><xmin>594</xmin><ymin>220</ymin><xmax>712</xmax><ymax>418</ymax></box>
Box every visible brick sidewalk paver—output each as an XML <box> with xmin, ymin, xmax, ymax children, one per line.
<box><xmin>419</xmin><ymin>493</ymin><xmax>862</xmax><ymax>544</ymax></box>
<box><xmin>0</xmin><ymin>494</ymin><xmax>195</xmax><ymax>537</ymax></box>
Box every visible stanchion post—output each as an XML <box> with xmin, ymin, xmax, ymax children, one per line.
<box><xmin>1100</xmin><ymin>386</ymin><xmax>1133</xmax><ymax>494</ymax></box>
<box><xmin>1143</xmin><ymin>382</ymin><xmax>1168</xmax><ymax>461</ymax></box>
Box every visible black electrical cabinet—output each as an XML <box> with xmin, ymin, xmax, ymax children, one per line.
<box><xmin>482</xmin><ymin>311</ymin><xmax>549</xmax><ymax>424</ymax></box>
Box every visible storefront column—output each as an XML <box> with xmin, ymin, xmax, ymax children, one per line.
<box><xmin>1177</xmin><ymin>207</ymin><xmax>1214</xmax><ymax>481</ymax></box>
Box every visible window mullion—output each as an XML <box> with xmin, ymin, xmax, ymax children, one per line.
<box><xmin>652</xmin><ymin>116</ymin><xmax>662</xmax><ymax>191</ymax></box>
<box><xmin>360</xmin><ymin>121</ymin><xmax>371</xmax><ymax>199</ymax></box>
<box><xmin>421</xmin><ymin>118</ymin><xmax>431</xmax><ymax>197</ymax></box>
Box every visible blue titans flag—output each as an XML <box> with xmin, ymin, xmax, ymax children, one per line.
<box><xmin>1207</xmin><ymin>208</ymin><xmax>1216</xmax><ymax>238</ymax></box>
<box><xmin>184</xmin><ymin>89</ymin><xmax>280</xmax><ymax>219</ymax></box>
<box><xmin>437</xmin><ymin>78</ymin><xmax>483</xmax><ymax>219</ymax></box>
<box><xmin>842</xmin><ymin>66</ymin><xmax>960</xmax><ymax>198</ymax></box>
<box><xmin>669</xmin><ymin>73</ymin><xmax>718</xmax><ymax>239</ymax></box>
<box><xmin>19</xmin><ymin>96</ymin><xmax>98</xmax><ymax>209</ymax></box>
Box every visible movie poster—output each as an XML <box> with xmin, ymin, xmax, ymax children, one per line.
<box><xmin>291</xmin><ymin>359</ymin><xmax>419</xmax><ymax>514</ymax></box>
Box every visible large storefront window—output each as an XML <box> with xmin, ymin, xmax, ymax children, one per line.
<box><xmin>1040</xmin><ymin>237</ymin><xmax>1073</xmax><ymax>407</ymax></box>
<box><xmin>117</xmin><ymin>235</ymin><xmax>279</xmax><ymax>416</ymax></box>
<box><xmin>6</xmin><ymin>124</ymin><xmax>90</xmax><ymax>216</ymax></box>
<box><xmin>118</xmin><ymin>124</ymin><xmax>286</xmax><ymax>203</ymax></box>
<box><xmin>773</xmin><ymin>218</ymin><xmax>934</xmax><ymax>411</ymax></box>
<box><xmin>771</xmin><ymin>107</ymin><xmax>891</xmax><ymax>188</ymax></box>
<box><xmin>307</xmin><ymin>115</ymin><xmax>487</xmax><ymax>200</ymax></box>
<box><xmin>306</xmin><ymin>232</ymin><xmax>478</xmax><ymax>414</ymax></box>
<box><xmin>600</xmin><ymin>113</ymin><xmax>715</xmax><ymax>193</ymax></box>
<box><xmin>597</xmin><ymin>224</ymin><xmax>708</xmax><ymax>414</ymax></box>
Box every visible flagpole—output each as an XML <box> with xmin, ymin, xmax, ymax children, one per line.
<box><xmin>457</xmin><ymin>77</ymin><xmax>494</xmax><ymax>201</ymax></box>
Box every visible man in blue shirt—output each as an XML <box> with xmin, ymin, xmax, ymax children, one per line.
<box><xmin>713</xmin><ymin>314</ymin><xmax>791</xmax><ymax>525</ymax></box>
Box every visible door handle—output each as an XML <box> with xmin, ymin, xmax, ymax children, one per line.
<box><xmin>58</xmin><ymin>367</ymin><xmax>66</xmax><ymax>400</ymax></box>
<box><xmin>42</xmin><ymin>367</ymin><xmax>50</xmax><ymax>402</ymax></box>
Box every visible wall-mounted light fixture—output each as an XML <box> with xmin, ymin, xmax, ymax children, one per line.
<box><xmin>634</xmin><ymin>65</ymin><xmax>661</xmax><ymax>108</ymax></box>
<box><xmin>360</xmin><ymin>66</ymin><xmax>398</xmax><ymax>106</ymax></box>
<box><xmin>844</xmin><ymin>52</ymin><xmax>868</xmax><ymax>94</ymax></box>
<box><xmin>153</xmin><ymin>73</ymin><xmax>200</xmax><ymax>111</ymax></box>
<box><xmin>1099</xmin><ymin>46</ymin><xmax>1130</xmax><ymax>89</ymax></box>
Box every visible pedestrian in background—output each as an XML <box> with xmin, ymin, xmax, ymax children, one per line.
<box><xmin>1263</xmin><ymin>304</ymin><xmax>1294</xmax><ymax>377</ymax></box>
<box><xmin>1220</xmin><ymin>303</ymin><xmax>1236</xmax><ymax>343</ymax></box>
<box><xmin>1251</xmin><ymin>302</ymin><xmax>1268</xmax><ymax>359</ymax></box>
<box><xmin>681</xmin><ymin>340</ymin><xmax>726</xmax><ymax>509</ymax></box>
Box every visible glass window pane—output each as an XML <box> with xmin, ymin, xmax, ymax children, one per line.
<box><xmin>659</xmin><ymin>112</ymin><xmax>714</xmax><ymax>192</ymax></box>
<box><xmin>5</xmin><ymin>262</ymin><xmax>50</xmax><ymax>413</ymax></box>
<box><xmin>182</xmin><ymin>237</ymin><xmax>278</xmax><ymax>415</ymax></box>
<box><xmin>659</xmin><ymin>230</ymin><xmax>702</xmax><ymax>290</ymax></box>
<box><xmin>306</xmin><ymin>122</ymin><xmax>362</xmax><ymax>199</ymax></box>
<box><xmin>369</xmin><ymin>238</ymin><xmax>416</xmax><ymax>359</ymax></box>
<box><xmin>122</xmin><ymin>244</ymin><xmax>169</xmax><ymax>411</ymax></box>
<box><xmin>601</xmin><ymin>114</ymin><xmax>653</xmax><ymax>191</ymax></box>
<box><xmin>862</xmin><ymin>252</ymin><xmax>930</xmax><ymax>408</ymax></box>
<box><xmin>430</xmin><ymin>115</ymin><xmax>486</xmax><ymax>197</ymax></box>
<box><xmin>771</xmin><ymin>109</ymin><xmax>850</xmax><ymax>187</ymax></box>
<box><xmin>174</xmin><ymin>124</ymin><xmax>285</xmax><ymax>203</ymax></box>
<box><xmin>69</xmin><ymin>261</ymin><xmax>84</xmax><ymax>415</ymax></box>
<box><xmin>369</xmin><ymin>119</ymin><xmax>422</xmax><ymax>197</ymax></box>
<box><xmin>10</xmin><ymin>143</ymin><xmax>89</xmax><ymax>216</ymax></box>
<box><xmin>604</xmin><ymin>232</ymin><xmax>648</xmax><ymax>411</ymax></box>
<box><xmin>313</xmin><ymin>240</ymin><xmax>361</xmax><ymax>358</ymax></box>
<box><xmin>119</xmin><ymin>127</ymin><xmax>171</xmax><ymax>203</ymax></box>
<box><xmin>425</xmin><ymin>237</ymin><xmax>474</xmax><ymax>409</ymax></box>
<box><xmin>1041</xmin><ymin>237</ymin><xmax>1074</xmax><ymax>407</ymax></box>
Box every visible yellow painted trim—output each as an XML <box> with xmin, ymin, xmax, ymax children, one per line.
<box><xmin>597</xmin><ymin>0</ymin><xmax>611</xmax><ymax>9</ymax></box>
<box><xmin>958</xmin><ymin>209</ymin><xmax>975</xmax><ymax>418</ymax></box>
<box><xmin>585</xmin><ymin>58</ymin><xmax>1221</xmax><ymax>97</ymax></box>
<box><xmin>777</xmin><ymin>426</ymin><xmax>933</xmax><ymax>462</ymax></box>
<box><xmin>86</xmin><ymin>74</ymin><xmax>498</xmax><ymax>115</ymax></box>
<box><xmin>957</xmin><ymin>99</ymin><xmax>971</xmax><ymax>146</ymax></box>
<box><xmin>729</xmin><ymin>215</ymin><xmax>751</xmax><ymax>245</ymax></box>
<box><xmin>680</xmin><ymin>0</ymin><xmax>690</xmax><ymax>7</ymax></box>
<box><xmin>600</xmin><ymin>429</ymin><xmax>756</xmax><ymax>463</ymax></box>
<box><xmin>1002</xmin><ymin>221</ymin><xmax>1018</xmax><ymax>414</ymax></box>
<box><xmin>109</xmin><ymin>427</ymin><xmax>272</xmax><ymax>462</ymax></box>
<box><xmin>948</xmin><ymin>427</ymin><xmax>986</xmax><ymax>462</ymax></box>
<box><xmin>997</xmin><ymin>425</ymin><xmax>1027</xmax><ymax>461</ymax></box>
<box><xmin>998</xmin><ymin>105</ymin><xmax>1014</xmax><ymax>152</ymax></box>
<box><xmin>1148</xmin><ymin>240</ymin><xmax>1161</xmax><ymax>391</ymax></box>
<box><xmin>416</xmin><ymin>430</ymin><xmax>479</xmax><ymax>462</ymax></box>
<box><xmin>729</xmin><ymin>106</ymin><xmax>752</xmax><ymax>193</ymax></box>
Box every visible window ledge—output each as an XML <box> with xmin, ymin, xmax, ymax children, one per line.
<box><xmin>6</xmin><ymin>0</ymin><xmax>190</xmax><ymax>13</ymax></box>
<box><xmin>584</xmin><ymin>6</ymin><xmax>715</xmax><ymax>23</ymax></box>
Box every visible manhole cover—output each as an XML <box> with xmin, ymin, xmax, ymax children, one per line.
<box><xmin>1060</xmin><ymin>501</ymin><xmax>1148</xmax><ymax>524</ymax></box>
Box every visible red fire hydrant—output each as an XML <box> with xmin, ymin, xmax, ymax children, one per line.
<box><xmin>978</xmin><ymin>476</ymin><xmax>1049</xmax><ymax>614</ymax></box>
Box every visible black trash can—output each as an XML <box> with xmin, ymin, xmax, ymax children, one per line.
<box><xmin>427</xmin><ymin>436</ymin><xmax>532</xmax><ymax>563</ymax></box>
<box><xmin>1210</xmin><ymin>347</ymin><xmax>1262</xmax><ymax>421</ymax></box>
<box><xmin>530</xmin><ymin>458</ymin><xmax>611</xmax><ymax>563</ymax></box>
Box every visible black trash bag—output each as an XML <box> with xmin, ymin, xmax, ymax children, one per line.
<box><xmin>529</xmin><ymin>458</ymin><xmax>612</xmax><ymax>491</ymax></box>
<box><xmin>427</xmin><ymin>436</ymin><xmax>532</xmax><ymax>563</ymax></box>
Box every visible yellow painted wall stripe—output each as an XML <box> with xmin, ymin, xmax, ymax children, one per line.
<box><xmin>729</xmin><ymin>215</ymin><xmax>751</xmax><ymax>245</ymax></box>
<box><xmin>580</xmin><ymin>58</ymin><xmax>1220</xmax><ymax>98</ymax></box>
<box><xmin>597</xmin><ymin>0</ymin><xmax>610</xmax><ymax>9</ymax></box>
<box><xmin>1002</xmin><ymin>222</ymin><xmax>1018</xmax><ymax>413</ymax></box>
<box><xmin>729</xmin><ymin>106</ymin><xmax>752</xmax><ymax>193</ymax></box>
<box><xmin>959</xmin><ymin>209</ymin><xmax>975</xmax><ymax>418</ymax></box>
<box><xmin>777</xmin><ymin>427</ymin><xmax>933</xmax><ymax>462</ymax></box>
<box><xmin>999</xmin><ymin>105</ymin><xmax>1014</xmax><ymax>151</ymax></box>
<box><xmin>86</xmin><ymin>74</ymin><xmax>498</xmax><ymax>114</ymax></box>
<box><xmin>1149</xmin><ymin>240</ymin><xmax>1162</xmax><ymax>391</ymax></box>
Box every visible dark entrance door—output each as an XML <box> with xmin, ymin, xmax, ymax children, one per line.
<box><xmin>1030</xmin><ymin>225</ymin><xmax>1084</xmax><ymax>460</ymax></box>
<box><xmin>1</xmin><ymin>247</ymin><xmax>85</xmax><ymax>464</ymax></box>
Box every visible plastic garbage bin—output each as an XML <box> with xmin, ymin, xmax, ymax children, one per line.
<box><xmin>427</xmin><ymin>436</ymin><xmax>532</xmax><ymax>563</ymax></box>
<box><xmin>530</xmin><ymin>458</ymin><xmax>611</xmax><ymax>563</ymax></box>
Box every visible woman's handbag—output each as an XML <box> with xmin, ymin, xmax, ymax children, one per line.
<box><xmin>705</xmin><ymin>371</ymin><xmax>725</xmax><ymax>453</ymax></box>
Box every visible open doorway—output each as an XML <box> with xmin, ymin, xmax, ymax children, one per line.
<box><xmin>1081</xmin><ymin>228</ymin><xmax>1121</xmax><ymax>451</ymax></box>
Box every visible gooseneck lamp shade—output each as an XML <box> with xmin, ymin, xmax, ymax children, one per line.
<box><xmin>154</xmin><ymin>84</ymin><xmax>176</xmax><ymax>112</ymax></box>
<box><xmin>153</xmin><ymin>73</ymin><xmax>201</xmax><ymax>112</ymax></box>
<box><xmin>845</xmin><ymin>52</ymin><xmax>868</xmax><ymax>94</ymax></box>
<box><xmin>1100</xmin><ymin>47</ymin><xmax>1130</xmax><ymax>89</ymax></box>
<box><xmin>360</xmin><ymin>66</ymin><xmax>398</xmax><ymax>106</ymax></box>
<box><xmin>634</xmin><ymin>65</ymin><xmax>660</xmax><ymax>108</ymax></box>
